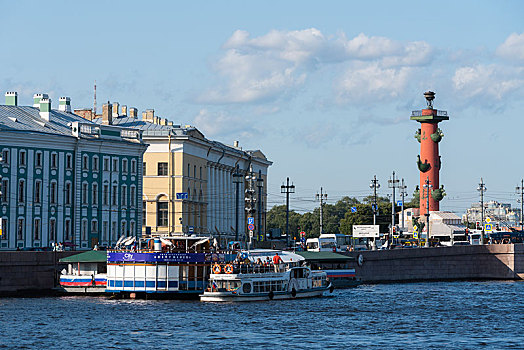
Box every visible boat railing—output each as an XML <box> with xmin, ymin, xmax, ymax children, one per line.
<box><xmin>213</xmin><ymin>263</ymin><xmax>289</xmax><ymax>275</ymax></box>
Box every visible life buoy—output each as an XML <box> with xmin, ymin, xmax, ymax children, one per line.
<box><xmin>213</xmin><ymin>264</ymin><xmax>222</xmax><ymax>274</ymax></box>
<box><xmin>224</xmin><ymin>264</ymin><xmax>234</xmax><ymax>274</ymax></box>
<box><xmin>357</xmin><ymin>254</ymin><xmax>364</xmax><ymax>266</ymax></box>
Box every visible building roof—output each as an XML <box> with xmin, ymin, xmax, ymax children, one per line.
<box><xmin>0</xmin><ymin>105</ymin><xmax>93</xmax><ymax>137</ymax></box>
<box><xmin>59</xmin><ymin>250</ymin><xmax>107</xmax><ymax>263</ymax></box>
<box><xmin>94</xmin><ymin>115</ymin><xmax>270</xmax><ymax>163</ymax></box>
<box><xmin>431</xmin><ymin>211</ymin><xmax>461</xmax><ymax>220</ymax></box>
<box><xmin>296</xmin><ymin>251</ymin><xmax>353</xmax><ymax>262</ymax></box>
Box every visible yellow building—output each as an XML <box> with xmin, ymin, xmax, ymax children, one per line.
<box><xmin>93</xmin><ymin>104</ymin><xmax>271</xmax><ymax>244</ymax></box>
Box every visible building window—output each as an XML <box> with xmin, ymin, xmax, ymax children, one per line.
<box><xmin>17</xmin><ymin>218</ymin><xmax>24</xmax><ymax>240</ymax></box>
<box><xmin>103</xmin><ymin>157</ymin><xmax>110</xmax><ymax>171</ymax></box>
<box><xmin>112</xmin><ymin>159</ymin><xmax>118</xmax><ymax>172</ymax></box>
<box><xmin>143</xmin><ymin>201</ymin><xmax>146</xmax><ymax>226</ymax></box>
<box><xmin>1</xmin><ymin>179</ymin><xmax>8</xmax><ymax>203</ymax></box>
<box><xmin>1</xmin><ymin>218</ymin><xmax>7</xmax><ymax>240</ymax></box>
<box><xmin>200</xmin><ymin>167</ymin><xmax>202</xmax><ymax>179</ymax></box>
<box><xmin>82</xmin><ymin>183</ymin><xmax>88</xmax><ymax>205</ymax></box>
<box><xmin>18</xmin><ymin>179</ymin><xmax>25</xmax><ymax>203</ymax></box>
<box><xmin>36</xmin><ymin>152</ymin><xmax>43</xmax><ymax>168</ymax></box>
<box><xmin>122</xmin><ymin>159</ymin><xmax>128</xmax><ymax>174</ymax></box>
<box><xmin>158</xmin><ymin>162</ymin><xmax>168</xmax><ymax>176</ymax></box>
<box><xmin>112</xmin><ymin>184</ymin><xmax>117</xmax><ymax>206</ymax></box>
<box><xmin>91</xmin><ymin>219</ymin><xmax>98</xmax><ymax>233</ymax></box>
<box><xmin>93</xmin><ymin>156</ymin><xmax>99</xmax><ymax>172</ymax></box>
<box><xmin>34</xmin><ymin>218</ymin><xmax>41</xmax><ymax>240</ymax></box>
<box><xmin>130</xmin><ymin>186</ymin><xmax>136</xmax><ymax>208</ymax></box>
<box><xmin>2</xmin><ymin>149</ymin><xmax>9</xmax><ymax>164</ymax></box>
<box><xmin>66</xmin><ymin>154</ymin><xmax>72</xmax><ymax>169</ymax></box>
<box><xmin>82</xmin><ymin>155</ymin><xmax>89</xmax><ymax>170</ymax></box>
<box><xmin>51</xmin><ymin>153</ymin><xmax>57</xmax><ymax>169</ymax></box>
<box><xmin>157</xmin><ymin>202</ymin><xmax>168</xmax><ymax>226</ymax></box>
<box><xmin>103</xmin><ymin>184</ymin><xmax>109</xmax><ymax>205</ymax></box>
<box><xmin>19</xmin><ymin>150</ymin><xmax>26</xmax><ymax>166</ymax></box>
<box><xmin>103</xmin><ymin>221</ymin><xmax>108</xmax><ymax>241</ymax></box>
<box><xmin>131</xmin><ymin>159</ymin><xmax>137</xmax><ymax>174</ymax></box>
<box><xmin>92</xmin><ymin>183</ymin><xmax>98</xmax><ymax>205</ymax></box>
<box><xmin>187</xmin><ymin>163</ymin><xmax>190</xmax><ymax>177</ymax></box>
<box><xmin>121</xmin><ymin>221</ymin><xmax>127</xmax><ymax>236</ymax></box>
<box><xmin>35</xmin><ymin>180</ymin><xmax>42</xmax><ymax>204</ymax></box>
<box><xmin>143</xmin><ymin>162</ymin><xmax>147</xmax><ymax>176</ymax></box>
<box><xmin>63</xmin><ymin>219</ymin><xmax>69</xmax><ymax>241</ymax></box>
<box><xmin>50</xmin><ymin>219</ymin><xmax>57</xmax><ymax>241</ymax></box>
<box><xmin>130</xmin><ymin>221</ymin><xmax>135</xmax><ymax>236</ymax></box>
<box><xmin>194</xmin><ymin>165</ymin><xmax>196</xmax><ymax>179</ymax></box>
<box><xmin>121</xmin><ymin>185</ymin><xmax>127</xmax><ymax>207</ymax></box>
<box><xmin>64</xmin><ymin>182</ymin><xmax>71</xmax><ymax>205</ymax></box>
<box><xmin>82</xmin><ymin>219</ymin><xmax>88</xmax><ymax>241</ymax></box>
<box><xmin>111</xmin><ymin>221</ymin><xmax>117</xmax><ymax>242</ymax></box>
<box><xmin>50</xmin><ymin>181</ymin><xmax>57</xmax><ymax>204</ymax></box>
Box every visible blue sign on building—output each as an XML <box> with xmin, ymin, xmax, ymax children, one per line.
<box><xmin>176</xmin><ymin>192</ymin><xmax>188</xmax><ymax>199</ymax></box>
<box><xmin>107</xmin><ymin>252</ymin><xmax>206</xmax><ymax>263</ymax></box>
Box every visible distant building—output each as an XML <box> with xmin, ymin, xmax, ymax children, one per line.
<box><xmin>89</xmin><ymin>104</ymin><xmax>271</xmax><ymax>244</ymax></box>
<box><xmin>462</xmin><ymin>201</ymin><xmax>519</xmax><ymax>228</ymax></box>
<box><xmin>0</xmin><ymin>92</ymin><xmax>147</xmax><ymax>250</ymax></box>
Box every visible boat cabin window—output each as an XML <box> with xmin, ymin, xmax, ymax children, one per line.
<box><xmin>212</xmin><ymin>280</ymin><xmax>240</xmax><ymax>291</ymax></box>
<box><xmin>253</xmin><ymin>280</ymin><xmax>285</xmax><ymax>293</ymax></box>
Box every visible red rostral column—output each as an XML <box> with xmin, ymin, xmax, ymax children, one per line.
<box><xmin>411</xmin><ymin>91</ymin><xmax>449</xmax><ymax>216</ymax></box>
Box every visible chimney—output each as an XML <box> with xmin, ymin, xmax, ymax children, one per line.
<box><xmin>121</xmin><ymin>105</ymin><xmax>127</xmax><ymax>116</ymax></box>
<box><xmin>33</xmin><ymin>93</ymin><xmax>49</xmax><ymax>108</ymax></box>
<box><xmin>234</xmin><ymin>140</ymin><xmax>239</xmax><ymax>148</ymax></box>
<box><xmin>39</xmin><ymin>98</ymin><xmax>51</xmax><ymax>121</ymax></box>
<box><xmin>112</xmin><ymin>102</ymin><xmax>119</xmax><ymax>118</ymax></box>
<box><xmin>129</xmin><ymin>107</ymin><xmax>138</xmax><ymax>118</ymax></box>
<box><xmin>58</xmin><ymin>97</ymin><xmax>71</xmax><ymax>112</ymax></box>
<box><xmin>102</xmin><ymin>103</ymin><xmax>112</xmax><ymax>125</ymax></box>
<box><xmin>5</xmin><ymin>92</ymin><xmax>18</xmax><ymax>106</ymax></box>
<box><xmin>147</xmin><ymin>109</ymin><xmax>154</xmax><ymax>122</ymax></box>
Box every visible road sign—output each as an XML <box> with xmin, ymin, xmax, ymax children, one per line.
<box><xmin>353</xmin><ymin>225</ymin><xmax>380</xmax><ymax>238</ymax></box>
<box><xmin>413</xmin><ymin>225</ymin><xmax>418</xmax><ymax>233</ymax></box>
<box><xmin>351</xmin><ymin>207</ymin><xmax>357</xmax><ymax>213</ymax></box>
<box><xmin>248</xmin><ymin>217</ymin><xmax>254</xmax><ymax>225</ymax></box>
<box><xmin>176</xmin><ymin>192</ymin><xmax>188</xmax><ymax>199</ymax></box>
<box><xmin>413</xmin><ymin>231</ymin><xmax>418</xmax><ymax>239</ymax></box>
<box><xmin>396</xmin><ymin>200</ymin><xmax>403</xmax><ymax>207</ymax></box>
<box><xmin>485</xmin><ymin>223</ymin><xmax>492</xmax><ymax>232</ymax></box>
<box><xmin>188</xmin><ymin>226</ymin><xmax>194</xmax><ymax>233</ymax></box>
<box><xmin>485</xmin><ymin>217</ymin><xmax>491</xmax><ymax>223</ymax></box>
<box><xmin>247</xmin><ymin>224</ymin><xmax>255</xmax><ymax>231</ymax></box>
<box><xmin>300</xmin><ymin>231</ymin><xmax>305</xmax><ymax>237</ymax></box>
<box><xmin>249</xmin><ymin>230</ymin><xmax>254</xmax><ymax>237</ymax></box>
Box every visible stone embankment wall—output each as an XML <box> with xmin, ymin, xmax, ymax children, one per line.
<box><xmin>0</xmin><ymin>251</ymin><xmax>76</xmax><ymax>295</ymax></box>
<box><xmin>345</xmin><ymin>244</ymin><xmax>524</xmax><ymax>283</ymax></box>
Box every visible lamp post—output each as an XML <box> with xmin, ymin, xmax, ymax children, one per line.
<box><xmin>516</xmin><ymin>179</ymin><xmax>523</xmax><ymax>231</ymax></box>
<box><xmin>400</xmin><ymin>179</ymin><xmax>407</xmax><ymax>232</ymax></box>
<box><xmin>369</xmin><ymin>175</ymin><xmax>380</xmax><ymax>225</ymax></box>
<box><xmin>280</xmin><ymin>178</ymin><xmax>295</xmax><ymax>247</ymax></box>
<box><xmin>316</xmin><ymin>188</ymin><xmax>328</xmax><ymax>235</ymax></box>
<box><xmin>477</xmin><ymin>178</ymin><xmax>487</xmax><ymax>245</ymax></box>
<box><xmin>388</xmin><ymin>171</ymin><xmax>400</xmax><ymax>244</ymax></box>
<box><xmin>423</xmin><ymin>177</ymin><xmax>432</xmax><ymax>247</ymax></box>
<box><xmin>257</xmin><ymin>170</ymin><xmax>264</xmax><ymax>242</ymax></box>
<box><xmin>232</xmin><ymin>165</ymin><xmax>243</xmax><ymax>241</ymax></box>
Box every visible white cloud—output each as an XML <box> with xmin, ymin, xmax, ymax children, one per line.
<box><xmin>192</xmin><ymin>109</ymin><xmax>258</xmax><ymax>139</ymax></box>
<box><xmin>197</xmin><ymin>29</ymin><xmax>433</xmax><ymax>105</ymax></box>
<box><xmin>496</xmin><ymin>32</ymin><xmax>524</xmax><ymax>61</ymax></box>
<box><xmin>336</xmin><ymin>63</ymin><xmax>413</xmax><ymax>104</ymax></box>
<box><xmin>452</xmin><ymin>64</ymin><xmax>524</xmax><ymax>101</ymax></box>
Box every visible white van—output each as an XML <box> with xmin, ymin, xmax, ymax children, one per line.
<box><xmin>469</xmin><ymin>233</ymin><xmax>481</xmax><ymax>245</ymax></box>
<box><xmin>306</xmin><ymin>236</ymin><xmax>337</xmax><ymax>252</ymax></box>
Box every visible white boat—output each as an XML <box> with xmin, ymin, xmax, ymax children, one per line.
<box><xmin>200</xmin><ymin>250</ymin><xmax>333</xmax><ymax>302</ymax></box>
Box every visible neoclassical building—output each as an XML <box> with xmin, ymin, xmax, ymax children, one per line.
<box><xmin>0</xmin><ymin>93</ymin><xmax>147</xmax><ymax>250</ymax></box>
<box><xmin>91</xmin><ymin>104</ymin><xmax>271</xmax><ymax>244</ymax></box>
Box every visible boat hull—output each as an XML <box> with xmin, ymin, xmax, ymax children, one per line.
<box><xmin>200</xmin><ymin>286</ymin><xmax>330</xmax><ymax>302</ymax></box>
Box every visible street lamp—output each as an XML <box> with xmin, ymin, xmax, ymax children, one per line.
<box><xmin>281</xmin><ymin>178</ymin><xmax>295</xmax><ymax>247</ymax></box>
<box><xmin>423</xmin><ymin>177</ymin><xmax>432</xmax><ymax>247</ymax></box>
<box><xmin>232</xmin><ymin>165</ymin><xmax>243</xmax><ymax>241</ymax></box>
<box><xmin>369</xmin><ymin>176</ymin><xmax>380</xmax><ymax>225</ymax></box>
<box><xmin>477</xmin><ymin>178</ymin><xmax>487</xmax><ymax>245</ymax></box>
<box><xmin>388</xmin><ymin>171</ymin><xmax>400</xmax><ymax>244</ymax></box>
<box><xmin>516</xmin><ymin>179</ymin><xmax>523</xmax><ymax>231</ymax></box>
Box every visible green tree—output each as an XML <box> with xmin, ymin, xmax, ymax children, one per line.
<box><xmin>266</xmin><ymin>205</ymin><xmax>301</xmax><ymax>237</ymax></box>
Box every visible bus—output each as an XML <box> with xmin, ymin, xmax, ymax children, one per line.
<box><xmin>306</xmin><ymin>234</ymin><xmax>351</xmax><ymax>252</ymax></box>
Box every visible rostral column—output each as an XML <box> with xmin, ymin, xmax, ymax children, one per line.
<box><xmin>411</xmin><ymin>91</ymin><xmax>449</xmax><ymax>215</ymax></box>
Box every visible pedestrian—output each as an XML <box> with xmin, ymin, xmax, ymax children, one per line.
<box><xmin>272</xmin><ymin>252</ymin><xmax>283</xmax><ymax>272</ymax></box>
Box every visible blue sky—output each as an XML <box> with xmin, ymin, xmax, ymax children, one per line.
<box><xmin>1</xmin><ymin>0</ymin><xmax>524</xmax><ymax>215</ymax></box>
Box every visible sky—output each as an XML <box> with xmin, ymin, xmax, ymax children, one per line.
<box><xmin>1</xmin><ymin>0</ymin><xmax>524</xmax><ymax>216</ymax></box>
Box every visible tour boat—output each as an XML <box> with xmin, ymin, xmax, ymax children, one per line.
<box><xmin>106</xmin><ymin>235</ymin><xmax>214</xmax><ymax>298</ymax></box>
<box><xmin>200</xmin><ymin>250</ymin><xmax>333</xmax><ymax>302</ymax></box>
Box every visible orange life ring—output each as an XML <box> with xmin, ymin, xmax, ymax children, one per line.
<box><xmin>213</xmin><ymin>264</ymin><xmax>222</xmax><ymax>274</ymax></box>
<box><xmin>224</xmin><ymin>264</ymin><xmax>233</xmax><ymax>274</ymax></box>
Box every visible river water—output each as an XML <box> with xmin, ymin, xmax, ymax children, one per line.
<box><xmin>1</xmin><ymin>281</ymin><xmax>523</xmax><ymax>349</ymax></box>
